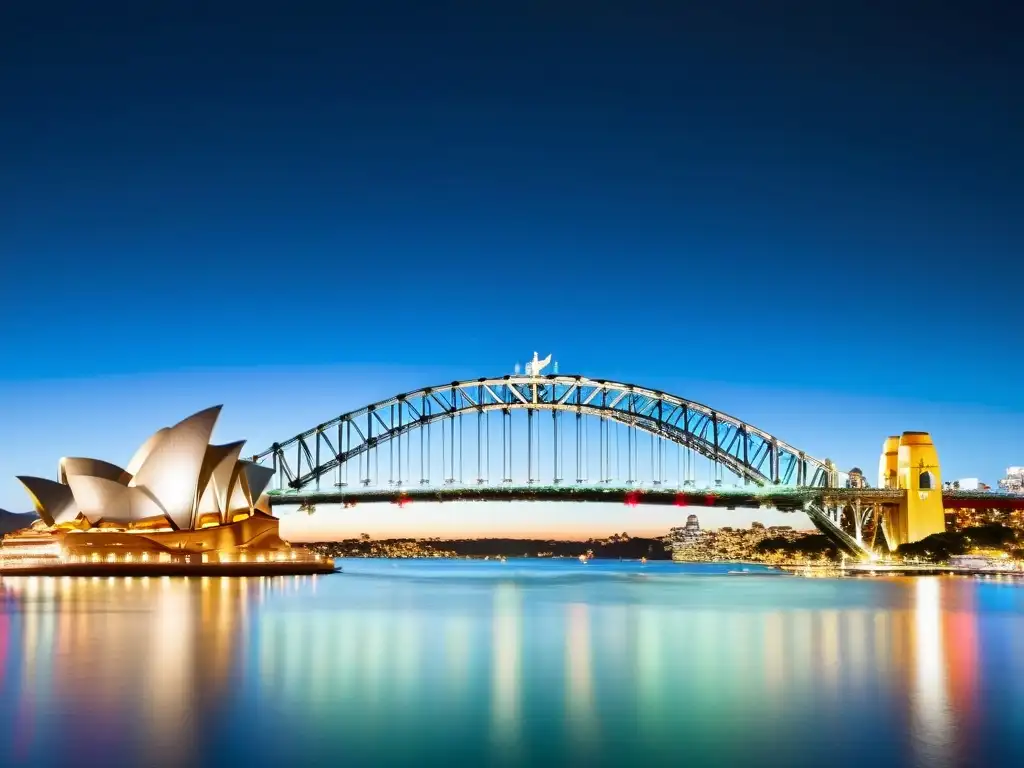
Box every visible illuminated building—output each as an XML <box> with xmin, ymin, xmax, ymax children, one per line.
<box><xmin>668</xmin><ymin>514</ymin><xmax>702</xmax><ymax>558</ymax></box>
<box><xmin>669</xmin><ymin>516</ymin><xmax>819</xmax><ymax>563</ymax></box>
<box><xmin>999</xmin><ymin>467</ymin><xmax>1024</xmax><ymax>494</ymax></box>
<box><xmin>681</xmin><ymin>514</ymin><xmax>702</xmax><ymax>542</ymax></box>
<box><xmin>846</xmin><ymin>468</ymin><xmax>867</xmax><ymax>489</ymax></box>
<box><xmin>0</xmin><ymin>522</ymin><xmax>63</xmax><ymax>564</ymax></box>
<box><xmin>2</xmin><ymin>406</ymin><xmax>334</xmax><ymax>573</ymax></box>
<box><xmin>948</xmin><ymin>553</ymin><xmax>1015</xmax><ymax>571</ymax></box>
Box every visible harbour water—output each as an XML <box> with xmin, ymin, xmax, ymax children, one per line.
<box><xmin>2</xmin><ymin>559</ymin><xmax>1023</xmax><ymax>767</ymax></box>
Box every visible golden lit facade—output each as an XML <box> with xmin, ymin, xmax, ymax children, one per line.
<box><xmin>4</xmin><ymin>406</ymin><xmax>331</xmax><ymax>572</ymax></box>
<box><xmin>877</xmin><ymin>431</ymin><xmax>946</xmax><ymax>549</ymax></box>
<box><xmin>0</xmin><ymin>519</ymin><xmax>64</xmax><ymax>563</ymax></box>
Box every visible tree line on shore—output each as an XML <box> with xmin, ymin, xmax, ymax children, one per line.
<box><xmin>896</xmin><ymin>524</ymin><xmax>1023</xmax><ymax>562</ymax></box>
<box><xmin>754</xmin><ymin>525</ymin><xmax>1024</xmax><ymax>564</ymax></box>
<box><xmin>753</xmin><ymin>534</ymin><xmax>839</xmax><ymax>560</ymax></box>
<box><xmin>312</xmin><ymin>535</ymin><xmax>673</xmax><ymax>559</ymax></box>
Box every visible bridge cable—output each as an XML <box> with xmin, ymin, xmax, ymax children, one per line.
<box><xmin>528</xmin><ymin>407</ymin><xmax>533</xmax><ymax>484</ymax></box>
<box><xmin>448</xmin><ymin>410</ymin><xmax>455</xmax><ymax>484</ymax></box>
<box><xmin>477</xmin><ymin>407</ymin><xmax>483</xmax><ymax>484</ymax></box>
<box><xmin>584</xmin><ymin>415</ymin><xmax>589</xmax><ymax>483</ymax></box>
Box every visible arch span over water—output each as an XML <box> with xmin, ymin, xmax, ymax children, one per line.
<box><xmin>253</xmin><ymin>374</ymin><xmax>840</xmax><ymax>491</ymax></box>
<box><xmin>250</xmin><ymin>374</ymin><xmax>876</xmax><ymax>554</ymax></box>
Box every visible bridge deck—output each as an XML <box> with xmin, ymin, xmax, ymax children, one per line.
<box><xmin>267</xmin><ymin>486</ymin><xmax>1024</xmax><ymax>511</ymax></box>
<box><xmin>268</xmin><ymin>485</ymin><xmax>908</xmax><ymax>512</ymax></box>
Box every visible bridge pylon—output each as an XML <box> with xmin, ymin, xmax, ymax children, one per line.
<box><xmin>877</xmin><ymin>432</ymin><xmax>944</xmax><ymax>550</ymax></box>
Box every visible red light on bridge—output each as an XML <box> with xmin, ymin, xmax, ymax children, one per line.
<box><xmin>704</xmin><ymin>494</ymin><xmax>716</xmax><ymax>507</ymax></box>
<box><xmin>624</xmin><ymin>491</ymin><xmax>641</xmax><ymax>507</ymax></box>
<box><xmin>394</xmin><ymin>495</ymin><xmax>411</xmax><ymax>508</ymax></box>
<box><xmin>674</xmin><ymin>493</ymin><xmax>688</xmax><ymax>507</ymax></box>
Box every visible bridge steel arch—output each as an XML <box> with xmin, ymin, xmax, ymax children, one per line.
<box><xmin>252</xmin><ymin>375</ymin><xmax>865</xmax><ymax>555</ymax></box>
<box><xmin>253</xmin><ymin>375</ymin><xmax>842</xmax><ymax>490</ymax></box>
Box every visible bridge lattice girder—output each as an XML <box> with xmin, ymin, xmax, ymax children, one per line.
<box><xmin>252</xmin><ymin>375</ymin><xmax>839</xmax><ymax>491</ymax></box>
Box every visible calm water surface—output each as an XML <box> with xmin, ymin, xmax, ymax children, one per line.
<box><xmin>2</xmin><ymin>559</ymin><xmax>1024</xmax><ymax>767</ymax></box>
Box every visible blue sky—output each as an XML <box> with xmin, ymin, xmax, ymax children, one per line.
<box><xmin>0</xmin><ymin>2</ymin><xmax>1021</xmax><ymax>533</ymax></box>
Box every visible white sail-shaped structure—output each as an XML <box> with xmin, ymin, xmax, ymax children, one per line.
<box><xmin>16</xmin><ymin>476</ymin><xmax>79</xmax><ymax>527</ymax></box>
<box><xmin>59</xmin><ymin>458</ymin><xmax>132</xmax><ymax>486</ymax></box>
<box><xmin>125</xmin><ymin>427</ymin><xmax>170</xmax><ymax>477</ymax></box>
<box><xmin>128</xmin><ymin>406</ymin><xmax>221</xmax><ymax>529</ymax></box>
<box><xmin>242</xmin><ymin>462</ymin><xmax>275</xmax><ymax>507</ymax></box>
<box><xmin>17</xmin><ymin>406</ymin><xmax>272</xmax><ymax>532</ymax></box>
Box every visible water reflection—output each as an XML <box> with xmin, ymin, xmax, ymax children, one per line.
<box><xmin>1</xmin><ymin>566</ymin><xmax>1023</xmax><ymax>767</ymax></box>
<box><xmin>911</xmin><ymin>578</ymin><xmax>954</xmax><ymax>766</ymax></box>
<box><xmin>0</xmin><ymin>575</ymin><xmax>258</xmax><ymax>766</ymax></box>
<box><xmin>490</xmin><ymin>581</ymin><xmax>521</xmax><ymax>759</ymax></box>
<box><xmin>564</xmin><ymin>603</ymin><xmax>597</xmax><ymax>754</ymax></box>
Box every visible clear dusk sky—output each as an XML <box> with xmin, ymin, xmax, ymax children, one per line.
<box><xmin>1</xmin><ymin>2</ymin><xmax>1021</xmax><ymax>538</ymax></box>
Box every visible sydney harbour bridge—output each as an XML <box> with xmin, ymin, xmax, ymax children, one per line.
<box><xmin>253</xmin><ymin>355</ymin><xmax>1022</xmax><ymax>559</ymax></box>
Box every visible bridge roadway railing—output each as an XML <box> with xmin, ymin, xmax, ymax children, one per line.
<box><xmin>268</xmin><ymin>485</ymin><xmax>1024</xmax><ymax>511</ymax></box>
<box><xmin>267</xmin><ymin>484</ymin><xmax>906</xmax><ymax>510</ymax></box>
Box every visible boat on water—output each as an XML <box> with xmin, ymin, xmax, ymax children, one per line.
<box><xmin>578</xmin><ymin>554</ymin><xmax>588</xmax><ymax>564</ymax></box>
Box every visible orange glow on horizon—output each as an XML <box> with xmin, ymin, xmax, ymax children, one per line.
<box><xmin>276</xmin><ymin>501</ymin><xmax>813</xmax><ymax>542</ymax></box>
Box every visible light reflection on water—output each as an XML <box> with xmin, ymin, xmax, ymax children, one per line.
<box><xmin>2</xmin><ymin>560</ymin><xmax>1024</xmax><ymax>767</ymax></box>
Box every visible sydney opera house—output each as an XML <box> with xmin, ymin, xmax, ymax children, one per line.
<box><xmin>0</xmin><ymin>406</ymin><xmax>334</xmax><ymax>574</ymax></box>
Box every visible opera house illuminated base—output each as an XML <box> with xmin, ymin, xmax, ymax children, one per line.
<box><xmin>0</xmin><ymin>406</ymin><xmax>336</xmax><ymax>576</ymax></box>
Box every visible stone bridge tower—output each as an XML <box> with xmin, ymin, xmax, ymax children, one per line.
<box><xmin>877</xmin><ymin>432</ymin><xmax>944</xmax><ymax>549</ymax></box>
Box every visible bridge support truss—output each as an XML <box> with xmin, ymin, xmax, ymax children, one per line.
<box><xmin>253</xmin><ymin>375</ymin><xmax>878</xmax><ymax>558</ymax></box>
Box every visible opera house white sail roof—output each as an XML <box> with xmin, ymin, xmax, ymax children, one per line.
<box><xmin>17</xmin><ymin>406</ymin><xmax>274</xmax><ymax>531</ymax></box>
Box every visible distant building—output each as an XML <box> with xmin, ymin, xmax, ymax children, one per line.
<box><xmin>670</xmin><ymin>518</ymin><xmax>812</xmax><ymax>563</ymax></box>
<box><xmin>668</xmin><ymin>514</ymin><xmax>703</xmax><ymax>553</ymax></box>
<box><xmin>846</xmin><ymin>468</ymin><xmax>867</xmax><ymax>489</ymax></box>
<box><xmin>681</xmin><ymin>514</ymin><xmax>701</xmax><ymax>542</ymax></box>
<box><xmin>949</xmin><ymin>553</ymin><xmax>1015</xmax><ymax>572</ymax></box>
<box><xmin>999</xmin><ymin>468</ymin><xmax>1024</xmax><ymax>494</ymax></box>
